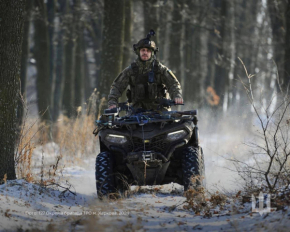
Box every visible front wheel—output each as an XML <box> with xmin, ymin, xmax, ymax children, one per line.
<box><xmin>95</xmin><ymin>151</ymin><xmax>116</xmax><ymax>198</ymax></box>
<box><xmin>182</xmin><ymin>146</ymin><xmax>205</xmax><ymax>191</ymax></box>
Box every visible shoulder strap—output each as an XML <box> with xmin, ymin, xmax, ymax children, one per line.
<box><xmin>153</xmin><ymin>60</ymin><xmax>159</xmax><ymax>73</ymax></box>
<box><xmin>130</xmin><ymin>62</ymin><xmax>139</xmax><ymax>75</ymax></box>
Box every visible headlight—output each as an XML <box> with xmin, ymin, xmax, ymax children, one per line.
<box><xmin>167</xmin><ymin>130</ymin><xmax>187</xmax><ymax>141</ymax></box>
<box><xmin>105</xmin><ymin>134</ymin><xmax>127</xmax><ymax>144</ymax></box>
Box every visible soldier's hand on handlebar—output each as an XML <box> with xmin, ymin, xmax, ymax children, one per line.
<box><xmin>174</xmin><ymin>98</ymin><xmax>184</xmax><ymax>104</ymax></box>
<box><xmin>108</xmin><ymin>105</ymin><xmax>117</xmax><ymax>109</ymax></box>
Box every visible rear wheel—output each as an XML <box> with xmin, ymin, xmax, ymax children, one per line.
<box><xmin>182</xmin><ymin>146</ymin><xmax>205</xmax><ymax>191</ymax></box>
<box><xmin>95</xmin><ymin>151</ymin><xmax>116</xmax><ymax>198</ymax></box>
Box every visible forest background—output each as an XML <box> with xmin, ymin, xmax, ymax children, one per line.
<box><xmin>18</xmin><ymin>0</ymin><xmax>290</xmax><ymax>121</ymax></box>
<box><xmin>19</xmin><ymin>0</ymin><xmax>290</xmax><ymax>125</ymax></box>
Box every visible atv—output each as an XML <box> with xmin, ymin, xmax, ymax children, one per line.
<box><xmin>93</xmin><ymin>99</ymin><xmax>205</xmax><ymax>198</ymax></box>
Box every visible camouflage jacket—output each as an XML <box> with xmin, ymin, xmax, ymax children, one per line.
<box><xmin>108</xmin><ymin>58</ymin><xmax>182</xmax><ymax>110</ymax></box>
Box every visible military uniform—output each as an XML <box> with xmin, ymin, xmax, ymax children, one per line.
<box><xmin>108</xmin><ymin>58</ymin><xmax>182</xmax><ymax>110</ymax></box>
<box><xmin>108</xmin><ymin>30</ymin><xmax>182</xmax><ymax>110</ymax></box>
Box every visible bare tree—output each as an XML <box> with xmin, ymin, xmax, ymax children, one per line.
<box><xmin>229</xmin><ymin>59</ymin><xmax>290</xmax><ymax>193</ymax></box>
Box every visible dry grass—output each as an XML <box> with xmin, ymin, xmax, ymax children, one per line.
<box><xmin>53</xmin><ymin>113</ymin><xmax>97</xmax><ymax>165</ymax></box>
<box><xmin>16</xmin><ymin>128</ymin><xmax>35</xmax><ymax>182</ymax></box>
<box><xmin>14</xmin><ymin>111</ymin><xmax>98</xmax><ymax>185</ymax></box>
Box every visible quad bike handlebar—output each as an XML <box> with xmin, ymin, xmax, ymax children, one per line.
<box><xmin>104</xmin><ymin>99</ymin><xmax>183</xmax><ymax>115</ymax></box>
<box><xmin>96</xmin><ymin>99</ymin><xmax>197</xmax><ymax>130</ymax></box>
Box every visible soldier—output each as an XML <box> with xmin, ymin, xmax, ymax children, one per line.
<box><xmin>108</xmin><ymin>30</ymin><xmax>183</xmax><ymax>110</ymax></box>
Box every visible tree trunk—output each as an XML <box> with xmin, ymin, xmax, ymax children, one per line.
<box><xmin>214</xmin><ymin>0</ymin><xmax>227</xmax><ymax>111</ymax></box>
<box><xmin>34</xmin><ymin>0</ymin><xmax>51</xmax><ymax>122</ymax></box>
<box><xmin>90</xmin><ymin>0</ymin><xmax>103</xmax><ymax>90</ymax></box>
<box><xmin>225</xmin><ymin>0</ymin><xmax>235</xmax><ymax>108</ymax></box>
<box><xmin>168</xmin><ymin>1</ymin><xmax>183</xmax><ymax>86</ymax></box>
<box><xmin>74</xmin><ymin>0</ymin><xmax>85</xmax><ymax>113</ymax></box>
<box><xmin>197</xmin><ymin>20</ymin><xmax>209</xmax><ymax>108</ymax></box>
<box><xmin>214</xmin><ymin>0</ymin><xmax>235</xmax><ymax>112</ymax></box>
<box><xmin>284</xmin><ymin>0</ymin><xmax>290</xmax><ymax>92</ymax></box>
<box><xmin>143</xmin><ymin>0</ymin><xmax>159</xmax><ymax>45</ymax></box>
<box><xmin>99</xmin><ymin>0</ymin><xmax>125</xmax><ymax>98</ymax></box>
<box><xmin>62</xmin><ymin>0</ymin><xmax>76</xmax><ymax>118</ymax></box>
<box><xmin>183</xmin><ymin>4</ymin><xmax>195</xmax><ymax>105</ymax></box>
<box><xmin>158</xmin><ymin>1</ymin><xmax>171</xmax><ymax>62</ymax></box>
<box><xmin>18</xmin><ymin>0</ymin><xmax>33</xmax><ymax>127</ymax></box>
<box><xmin>233</xmin><ymin>0</ymin><xmax>259</xmax><ymax>123</ymax></box>
<box><xmin>206</xmin><ymin>0</ymin><xmax>220</xmax><ymax>100</ymax></box>
<box><xmin>47</xmin><ymin>0</ymin><xmax>56</xmax><ymax>119</ymax></box>
<box><xmin>0</xmin><ymin>0</ymin><xmax>26</xmax><ymax>181</ymax></box>
<box><xmin>267</xmin><ymin>0</ymin><xmax>286</xmax><ymax>92</ymax></box>
<box><xmin>83</xmin><ymin>34</ymin><xmax>92</xmax><ymax>102</ymax></box>
<box><xmin>53</xmin><ymin>0</ymin><xmax>66</xmax><ymax>121</ymax></box>
<box><xmin>123</xmin><ymin>0</ymin><xmax>133</xmax><ymax>67</ymax></box>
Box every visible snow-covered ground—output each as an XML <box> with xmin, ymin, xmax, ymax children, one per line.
<box><xmin>1</xmin><ymin>153</ymin><xmax>290</xmax><ymax>231</ymax></box>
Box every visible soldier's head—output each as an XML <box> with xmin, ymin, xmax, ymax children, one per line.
<box><xmin>139</xmin><ymin>48</ymin><xmax>152</xmax><ymax>61</ymax></box>
<box><xmin>133</xmin><ymin>30</ymin><xmax>158</xmax><ymax>61</ymax></box>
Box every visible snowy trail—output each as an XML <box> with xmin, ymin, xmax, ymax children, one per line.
<box><xmin>1</xmin><ymin>156</ymin><xmax>290</xmax><ymax>231</ymax></box>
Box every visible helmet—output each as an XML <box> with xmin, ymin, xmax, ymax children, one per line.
<box><xmin>133</xmin><ymin>29</ymin><xmax>159</xmax><ymax>55</ymax></box>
